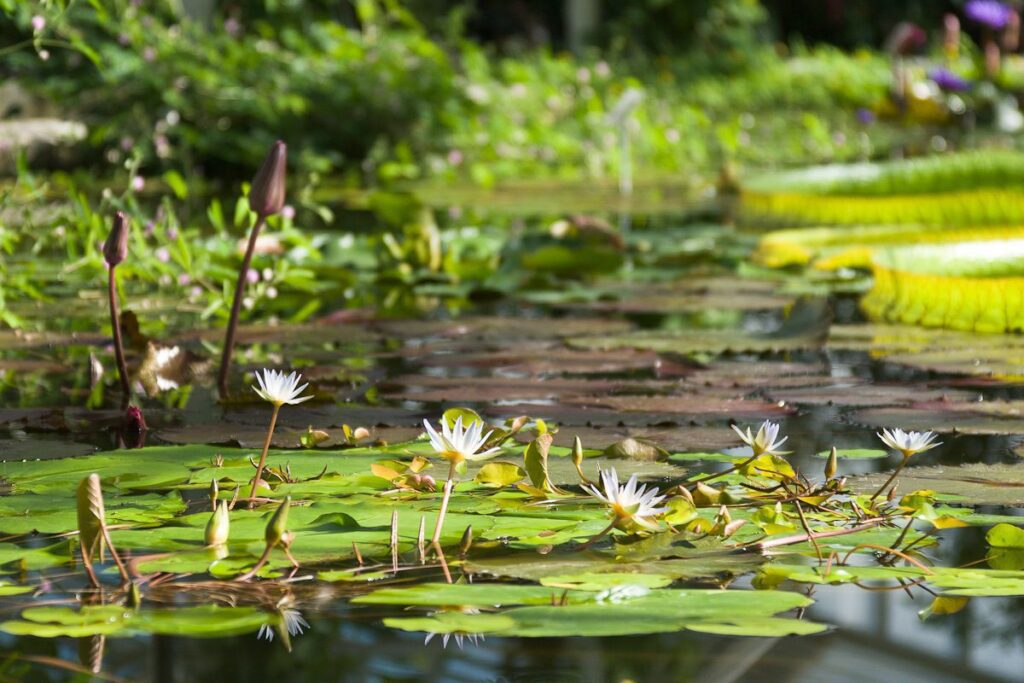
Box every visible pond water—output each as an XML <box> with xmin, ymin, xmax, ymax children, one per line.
<box><xmin>1</xmin><ymin>191</ymin><xmax>1024</xmax><ymax>683</ymax></box>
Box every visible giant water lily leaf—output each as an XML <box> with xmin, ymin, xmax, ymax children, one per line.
<box><xmin>562</xmin><ymin>395</ymin><xmax>795</xmax><ymax>418</ymax></box>
<box><xmin>567</xmin><ymin>298</ymin><xmax>830</xmax><ymax>355</ymax></box>
<box><xmin>0</xmin><ymin>605</ymin><xmax>271</xmax><ymax>638</ymax></box>
<box><xmin>849</xmin><ymin>462</ymin><xmax>1024</xmax><ymax>505</ymax></box>
<box><xmin>354</xmin><ymin>583</ymin><xmax>577</xmax><ymax>607</ymax></box>
<box><xmin>754</xmin><ymin>224</ymin><xmax>1024</xmax><ymax>268</ymax></box>
<box><xmin>767</xmin><ymin>385</ymin><xmax>975</xmax><ymax>408</ymax></box>
<box><xmin>741</xmin><ymin>189</ymin><xmax>1024</xmax><ymax>227</ymax></box>
<box><xmin>850</xmin><ymin>403</ymin><xmax>1024</xmax><ymax>435</ymax></box>
<box><xmin>813</xmin><ymin>448</ymin><xmax>888</xmax><ymax>459</ymax></box>
<box><xmin>466</xmin><ymin>546</ymin><xmax>763</xmax><ymax>583</ymax></box>
<box><xmin>384</xmin><ymin>588</ymin><xmax>823</xmax><ymax>638</ymax></box>
<box><xmin>743</xmin><ymin>150</ymin><xmax>1024</xmax><ymax>197</ymax></box>
<box><xmin>861</xmin><ymin>264</ymin><xmax>1024</xmax><ymax>334</ymax></box>
<box><xmin>524</xmin><ymin>278</ymin><xmax>794</xmax><ymax>314</ymax></box>
<box><xmin>829</xmin><ymin>324</ymin><xmax>1024</xmax><ymax>380</ymax></box>
<box><xmin>757</xmin><ymin>563</ymin><xmax>1024</xmax><ymax>597</ymax></box>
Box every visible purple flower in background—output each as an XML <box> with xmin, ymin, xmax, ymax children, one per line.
<box><xmin>930</xmin><ymin>67</ymin><xmax>972</xmax><ymax>91</ymax></box>
<box><xmin>156</xmin><ymin>247</ymin><xmax>170</xmax><ymax>263</ymax></box>
<box><xmin>856</xmin><ymin>108</ymin><xmax>876</xmax><ymax>124</ymax></box>
<box><xmin>246</xmin><ymin>268</ymin><xmax>259</xmax><ymax>284</ymax></box>
<box><xmin>31</xmin><ymin>15</ymin><xmax>45</xmax><ymax>32</ymax></box>
<box><xmin>965</xmin><ymin>0</ymin><xmax>1014</xmax><ymax>29</ymax></box>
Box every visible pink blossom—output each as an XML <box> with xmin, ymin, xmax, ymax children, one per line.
<box><xmin>31</xmin><ymin>15</ymin><xmax>45</xmax><ymax>32</ymax></box>
<box><xmin>447</xmin><ymin>149</ymin><xmax>464</xmax><ymax>166</ymax></box>
<box><xmin>246</xmin><ymin>268</ymin><xmax>259</xmax><ymax>284</ymax></box>
<box><xmin>156</xmin><ymin>247</ymin><xmax>170</xmax><ymax>263</ymax></box>
<box><xmin>281</xmin><ymin>205</ymin><xmax>296</xmax><ymax>220</ymax></box>
<box><xmin>131</xmin><ymin>176</ymin><xmax>145</xmax><ymax>192</ymax></box>
<box><xmin>178</xmin><ymin>274</ymin><xmax>191</xmax><ymax>286</ymax></box>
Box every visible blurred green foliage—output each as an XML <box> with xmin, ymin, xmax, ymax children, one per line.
<box><xmin>0</xmin><ymin>0</ymin><xmax>898</xmax><ymax>189</ymax></box>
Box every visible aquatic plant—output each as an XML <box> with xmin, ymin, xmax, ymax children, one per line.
<box><xmin>102</xmin><ymin>212</ymin><xmax>131</xmax><ymax>409</ymax></box>
<box><xmin>218</xmin><ymin>141</ymin><xmax>287</xmax><ymax>396</ymax></box>
<box><xmin>582</xmin><ymin>468</ymin><xmax>668</xmax><ymax>532</ymax></box>
<box><xmin>204</xmin><ymin>500</ymin><xmax>230</xmax><ymax>547</ymax></box>
<box><xmin>730</xmin><ymin>420</ymin><xmax>790</xmax><ymax>457</ymax></box>
<box><xmin>422</xmin><ymin>415</ymin><xmax>502</xmax><ymax>544</ymax></box>
<box><xmin>249</xmin><ymin>369</ymin><xmax>312</xmax><ymax>501</ymax></box>
<box><xmin>871</xmin><ymin>428</ymin><xmax>941</xmax><ymax>501</ymax></box>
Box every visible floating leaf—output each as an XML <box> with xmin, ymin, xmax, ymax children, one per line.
<box><xmin>474</xmin><ymin>462</ymin><xmax>526</xmax><ymax>488</ymax></box>
<box><xmin>987</xmin><ymin>523</ymin><xmax>1024</xmax><ymax>549</ymax></box>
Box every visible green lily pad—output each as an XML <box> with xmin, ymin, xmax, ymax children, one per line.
<box><xmin>0</xmin><ymin>605</ymin><xmax>272</xmax><ymax>638</ymax></box>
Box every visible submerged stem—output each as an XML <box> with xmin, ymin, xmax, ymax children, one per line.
<box><xmin>217</xmin><ymin>214</ymin><xmax>267</xmax><ymax>396</ymax></box>
<box><xmin>249</xmin><ymin>403</ymin><xmax>280</xmax><ymax>503</ymax></box>
<box><xmin>869</xmin><ymin>454</ymin><xmax>910</xmax><ymax>503</ymax></box>
<box><xmin>107</xmin><ymin>267</ymin><xmax>130</xmax><ymax>409</ymax></box>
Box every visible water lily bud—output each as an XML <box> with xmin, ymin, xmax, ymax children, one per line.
<box><xmin>572</xmin><ymin>436</ymin><xmax>584</xmax><ymax>468</ymax></box>
<box><xmin>103</xmin><ymin>211</ymin><xmax>129</xmax><ymax>267</ymax></box>
<box><xmin>205</xmin><ymin>500</ymin><xmax>230</xmax><ymax>546</ymax></box>
<box><xmin>265</xmin><ymin>496</ymin><xmax>291</xmax><ymax>548</ymax></box>
<box><xmin>249</xmin><ymin>140</ymin><xmax>287</xmax><ymax>217</ymax></box>
<box><xmin>887</xmin><ymin>482</ymin><xmax>899</xmax><ymax>502</ymax></box>
<box><xmin>76</xmin><ymin>473</ymin><xmax>106</xmax><ymax>561</ymax></box>
<box><xmin>209</xmin><ymin>478</ymin><xmax>219</xmax><ymax>508</ymax></box>
<box><xmin>459</xmin><ymin>525</ymin><xmax>473</xmax><ymax>556</ymax></box>
<box><xmin>824</xmin><ymin>446</ymin><xmax>838</xmax><ymax>480</ymax></box>
<box><xmin>126</xmin><ymin>580</ymin><xmax>142</xmax><ymax>609</ymax></box>
<box><xmin>717</xmin><ymin>505</ymin><xmax>732</xmax><ymax>524</ymax></box>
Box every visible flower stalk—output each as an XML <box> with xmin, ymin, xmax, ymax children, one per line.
<box><xmin>218</xmin><ymin>140</ymin><xmax>287</xmax><ymax>396</ymax></box>
<box><xmin>248</xmin><ymin>369</ymin><xmax>312</xmax><ymax>503</ymax></box>
<box><xmin>104</xmin><ymin>211</ymin><xmax>131</xmax><ymax>409</ymax></box>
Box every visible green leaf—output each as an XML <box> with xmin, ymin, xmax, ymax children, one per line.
<box><xmin>987</xmin><ymin>523</ymin><xmax>1024</xmax><ymax>549</ymax></box>
<box><xmin>474</xmin><ymin>461</ymin><xmax>526</xmax><ymax>488</ymax></box>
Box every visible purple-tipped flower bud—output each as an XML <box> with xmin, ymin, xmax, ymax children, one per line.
<box><xmin>104</xmin><ymin>212</ymin><xmax>129</xmax><ymax>267</ymax></box>
<box><xmin>249</xmin><ymin>140</ymin><xmax>287</xmax><ymax>217</ymax></box>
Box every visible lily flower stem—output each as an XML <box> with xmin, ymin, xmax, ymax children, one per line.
<box><xmin>575</xmin><ymin>520</ymin><xmax>617</xmax><ymax>552</ymax></box>
<box><xmin>687</xmin><ymin>451</ymin><xmax>761</xmax><ymax>487</ymax></box>
<box><xmin>107</xmin><ymin>265</ymin><xmax>131</xmax><ymax>409</ymax></box>
<box><xmin>432</xmin><ymin>541</ymin><xmax>453</xmax><ymax>584</ymax></box>
<box><xmin>217</xmin><ymin>214</ymin><xmax>267</xmax><ymax>396</ymax></box>
<box><xmin>80</xmin><ymin>541</ymin><xmax>101</xmax><ymax>588</ymax></box>
<box><xmin>430</xmin><ymin>476</ymin><xmax>455</xmax><ymax>546</ymax></box>
<box><xmin>249</xmin><ymin>403</ymin><xmax>280</xmax><ymax>504</ymax></box>
<box><xmin>869</xmin><ymin>454</ymin><xmax>910</xmax><ymax>503</ymax></box>
<box><xmin>235</xmin><ymin>544</ymin><xmax>273</xmax><ymax>582</ymax></box>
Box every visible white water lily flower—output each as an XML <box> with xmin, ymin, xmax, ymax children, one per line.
<box><xmin>877</xmin><ymin>427</ymin><xmax>941</xmax><ymax>457</ymax></box>
<box><xmin>422</xmin><ymin>416</ymin><xmax>500</xmax><ymax>464</ymax></box>
<box><xmin>424</xmin><ymin>632</ymin><xmax>485</xmax><ymax>649</ymax></box>
<box><xmin>731</xmin><ymin>420</ymin><xmax>790</xmax><ymax>457</ymax></box>
<box><xmin>582</xmin><ymin>468</ymin><xmax>668</xmax><ymax>531</ymax></box>
<box><xmin>257</xmin><ymin>608</ymin><xmax>308</xmax><ymax>642</ymax></box>
<box><xmin>594</xmin><ymin>584</ymin><xmax>651</xmax><ymax>604</ymax></box>
<box><xmin>253</xmin><ymin>368</ymin><xmax>313</xmax><ymax>407</ymax></box>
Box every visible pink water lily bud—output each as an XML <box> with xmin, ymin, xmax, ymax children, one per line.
<box><xmin>104</xmin><ymin>211</ymin><xmax>130</xmax><ymax>267</ymax></box>
<box><xmin>249</xmin><ymin>140</ymin><xmax>287</xmax><ymax>217</ymax></box>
